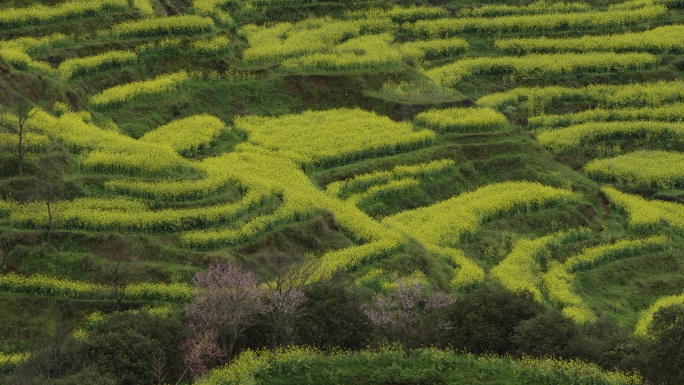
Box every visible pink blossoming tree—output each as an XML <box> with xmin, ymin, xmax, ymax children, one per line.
<box><xmin>364</xmin><ymin>278</ymin><xmax>455</xmax><ymax>354</ymax></box>
<box><xmin>183</xmin><ymin>262</ymin><xmax>267</xmax><ymax>376</ymax></box>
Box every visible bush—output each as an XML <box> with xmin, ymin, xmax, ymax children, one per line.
<box><xmin>295</xmin><ymin>280</ymin><xmax>371</xmax><ymax>350</ymax></box>
<box><xmin>512</xmin><ymin>309</ymin><xmax>579</xmax><ymax>358</ymax></box>
<box><xmin>8</xmin><ymin>310</ymin><xmax>186</xmax><ymax>385</ymax></box>
<box><xmin>84</xmin><ymin>329</ymin><xmax>164</xmax><ymax>385</ymax></box>
<box><xmin>640</xmin><ymin>305</ymin><xmax>684</xmax><ymax>384</ymax></box>
<box><xmin>442</xmin><ymin>285</ymin><xmax>542</xmax><ymax>354</ymax></box>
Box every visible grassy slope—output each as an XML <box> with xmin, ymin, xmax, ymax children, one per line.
<box><xmin>0</xmin><ymin>0</ymin><xmax>682</xmax><ymax>357</ymax></box>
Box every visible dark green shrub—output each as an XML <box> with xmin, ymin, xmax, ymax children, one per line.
<box><xmin>442</xmin><ymin>285</ymin><xmax>542</xmax><ymax>354</ymax></box>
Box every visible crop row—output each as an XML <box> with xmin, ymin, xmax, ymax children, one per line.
<box><xmin>250</xmin><ymin>0</ymin><xmax>377</xmax><ymax>7</ymax></box>
<box><xmin>133</xmin><ymin>35</ymin><xmax>231</xmax><ymax>59</ymax></box>
<box><xmin>414</xmin><ymin>107</ymin><xmax>508</xmax><ymax>133</ymax></box>
<box><xmin>602</xmin><ymin>186</ymin><xmax>684</xmax><ymax>233</ymax></box>
<box><xmin>366</xmin><ymin>6</ymin><xmax>449</xmax><ymax>23</ymax></box>
<box><xmin>477</xmin><ymin>81</ymin><xmax>684</xmax><ymax>116</ymax></box>
<box><xmin>528</xmin><ymin>103</ymin><xmax>684</xmax><ymax>128</ymax></box>
<box><xmin>0</xmin><ymin>0</ymin><xmax>128</xmax><ymax>29</ymax></box>
<box><xmin>135</xmin><ymin>37</ymin><xmax>183</xmax><ymax>55</ymax></box>
<box><xmin>406</xmin><ymin>5</ymin><xmax>665</xmax><ymax>36</ymax></box>
<box><xmin>1</xmin><ymin>32</ymin><xmax>69</xmax><ymax>52</ymax></box>
<box><xmin>175</xmin><ymin>147</ymin><xmax>407</xmax><ymax>281</ymax></box>
<box><xmin>565</xmin><ymin>236</ymin><xmax>670</xmax><ymax>273</ymax></box>
<box><xmin>58</xmin><ymin>50</ymin><xmax>137</xmax><ymax>79</ymax></box>
<box><xmin>491</xmin><ymin>228</ymin><xmax>591</xmax><ymax>302</ymax></box>
<box><xmin>191</xmin><ymin>35</ymin><xmax>232</xmax><ymax>55</ymax></box>
<box><xmin>0</xmin><ymin>274</ymin><xmax>192</xmax><ymax>303</ymax></box>
<box><xmin>611</xmin><ymin>0</ymin><xmax>682</xmax><ymax>10</ymax></box>
<box><xmin>181</xmin><ymin>190</ymin><xmax>319</xmax><ymax>249</ymax></box>
<box><xmin>0</xmin><ymin>34</ymin><xmax>69</xmax><ymax>74</ymax></box>
<box><xmin>426</xmin><ymin>52</ymin><xmax>658</xmax><ymax>86</ymax></box>
<box><xmin>536</xmin><ymin>121</ymin><xmax>684</xmax><ymax>153</ymax></box>
<box><xmin>345</xmin><ymin>178</ymin><xmax>420</xmax><ymax>206</ymax></box>
<box><xmin>2</xmin><ymin>45</ymin><xmax>139</xmax><ymax>82</ymax></box>
<box><xmin>427</xmin><ymin>245</ymin><xmax>485</xmax><ymax>289</ymax></box>
<box><xmin>384</xmin><ymin>181</ymin><xmax>578</xmax><ymax>247</ymax></box>
<box><xmin>457</xmin><ymin>1</ymin><xmax>592</xmax><ymax>17</ymax></box>
<box><xmin>82</xmin><ymin>149</ymin><xmax>190</xmax><ymax>175</ymax></box>
<box><xmin>176</xmin><ymin>146</ymin><xmax>385</xmax><ymax>247</ymax></box>
<box><xmin>543</xmin><ymin>261</ymin><xmax>596</xmax><ymax>324</ymax></box>
<box><xmin>0</xmin><ymin>48</ymin><xmax>53</xmax><ymax>73</ymax></box>
<box><xmin>105</xmin><ymin>154</ymin><xmax>237</xmax><ymax>200</ymax></box>
<box><xmin>8</xmin><ymin>190</ymin><xmax>264</xmax><ymax>233</ymax></box>
<box><xmin>585</xmin><ymin>150</ymin><xmax>684</xmax><ymax>189</ymax></box>
<box><xmin>326</xmin><ymin>159</ymin><xmax>455</xmax><ymax>199</ymax></box>
<box><xmin>198</xmin><ymin>346</ymin><xmax>641</xmax><ymax>385</ymax></box>
<box><xmin>89</xmin><ymin>70</ymin><xmax>192</xmax><ymax>109</ymax></box>
<box><xmin>192</xmin><ymin>0</ymin><xmax>229</xmax><ymax>14</ymax></box>
<box><xmin>496</xmin><ymin>25</ymin><xmax>684</xmax><ymax>54</ymax></box>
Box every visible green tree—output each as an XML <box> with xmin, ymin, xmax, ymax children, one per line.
<box><xmin>0</xmin><ymin>101</ymin><xmax>41</xmax><ymax>177</ymax></box>
<box><xmin>296</xmin><ymin>279</ymin><xmax>371</xmax><ymax>350</ymax></box>
<box><xmin>84</xmin><ymin>311</ymin><xmax>186</xmax><ymax>385</ymax></box>
<box><xmin>641</xmin><ymin>305</ymin><xmax>684</xmax><ymax>385</ymax></box>
<box><xmin>512</xmin><ymin>309</ymin><xmax>578</xmax><ymax>358</ymax></box>
<box><xmin>442</xmin><ymin>285</ymin><xmax>542</xmax><ymax>354</ymax></box>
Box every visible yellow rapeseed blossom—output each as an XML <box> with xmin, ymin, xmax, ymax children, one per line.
<box><xmin>496</xmin><ymin>25</ymin><xmax>684</xmax><ymax>54</ymax></box>
<box><xmin>0</xmin><ymin>0</ymin><xmax>128</xmax><ymax>29</ymax></box>
<box><xmin>537</xmin><ymin>121</ymin><xmax>684</xmax><ymax>153</ymax></box>
<box><xmin>635</xmin><ymin>292</ymin><xmax>684</xmax><ymax>336</ymax></box>
<box><xmin>406</xmin><ymin>5</ymin><xmax>665</xmax><ymax>37</ymax></box>
<box><xmin>585</xmin><ymin>150</ymin><xmax>684</xmax><ymax>189</ymax></box>
<box><xmin>89</xmin><ymin>70</ymin><xmax>191</xmax><ymax>108</ymax></box>
<box><xmin>58</xmin><ymin>50</ymin><xmax>137</xmax><ymax>79</ymax></box>
<box><xmin>427</xmin><ymin>53</ymin><xmax>658</xmax><ymax>87</ymax></box>
<box><xmin>414</xmin><ymin>107</ymin><xmax>507</xmax><ymax>133</ymax></box>
<box><xmin>477</xmin><ymin>81</ymin><xmax>684</xmax><ymax>115</ymax></box>
<box><xmin>528</xmin><ymin>103</ymin><xmax>684</xmax><ymax>128</ymax></box>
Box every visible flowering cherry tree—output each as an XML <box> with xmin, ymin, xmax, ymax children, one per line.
<box><xmin>364</xmin><ymin>278</ymin><xmax>455</xmax><ymax>354</ymax></box>
<box><xmin>183</xmin><ymin>262</ymin><xmax>267</xmax><ymax>376</ymax></box>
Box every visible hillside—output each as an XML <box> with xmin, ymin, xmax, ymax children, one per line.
<box><xmin>0</xmin><ymin>0</ymin><xmax>683</xmax><ymax>383</ymax></box>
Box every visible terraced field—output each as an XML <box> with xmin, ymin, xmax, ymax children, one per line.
<box><xmin>1</xmin><ymin>0</ymin><xmax>683</xmax><ymax>383</ymax></box>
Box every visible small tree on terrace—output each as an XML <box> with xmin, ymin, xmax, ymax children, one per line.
<box><xmin>100</xmin><ymin>233</ymin><xmax>139</xmax><ymax>311</ymax></box>
<box><xmin>364</xmin><ymin>276</ymin><xmax>455</xmax><ymax>355</ymax></box>
<box><xmin>183</xmin><ymin>262</ymin><xmax>267</xmax><ymax>376</ymax></box>
<box><xmin>641</xmin><ymin>305</ymin><xmax>684</xmax><ymax>384</ymax></box>
<box><xmin>262</xmin><ymin>254</ymin><xmax>313</xmax><ymax>349</ymax></box>
<box><xmin>0</xmin><ymin>100</ymin><xmax>42</xmax><ymax>177</ymax></box>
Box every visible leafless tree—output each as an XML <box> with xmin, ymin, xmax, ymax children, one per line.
<box><xmin>100</xmin><ymin>234</ymin><xmax>137</xmax><ymax>310</ymax></box>
<box><xmin>262</xmin><ymin>254</ymin><xmax>316</xmax><ymax>349</ymax></box>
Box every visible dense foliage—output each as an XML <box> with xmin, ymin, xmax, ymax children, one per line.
<box><xmin>1</xmin><ymin>0</ymin><xmax>684</xmax><ymax>383</ymax></box>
